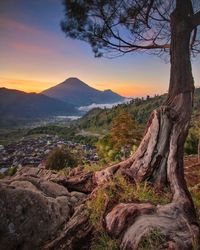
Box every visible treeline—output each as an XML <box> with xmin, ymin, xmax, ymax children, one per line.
<box><xmin>76</xmin><ymin>88</ymin><xmax>200</xmax><ymax>156</ymax></box>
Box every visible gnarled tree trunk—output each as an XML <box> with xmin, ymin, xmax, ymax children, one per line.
<box><xmin>93</xmin><ymin>2</ymin><xmax>200</xmax><ymax>249</ymax></box>
<box><xmin>44</xmin><ymin>1</ymin><xmax>200</xmax><ymax>249</ymax></box>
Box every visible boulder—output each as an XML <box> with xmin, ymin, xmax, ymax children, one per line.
<box><xmin>0</xmin><ymin>167</ymin><xmax>71</xmax><ymax>250</ymax></box>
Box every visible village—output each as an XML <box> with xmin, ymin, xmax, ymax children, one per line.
<box><xmin>0</xmin><ymin>134</ymin><xmax>99</xmax><ymax>173</ymax></box>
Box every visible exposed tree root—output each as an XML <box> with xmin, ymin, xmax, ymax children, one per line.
<box><xmin>105</xmin><ymin>202</ymin><xmax>199</xmax><ymax>250</ymax></box>
<box><xmin>43</xmin><ymin>94</ymin><xmax>199</xmax><ymax>249</ymax></box>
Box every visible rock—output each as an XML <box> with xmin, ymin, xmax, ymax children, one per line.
<box><xmin>70</xmin><ymin>191</ymin><xmax>87</xmax><ymax>199</ymax></box>
<box><xmin>0</xmin><ymin>168</ymin><xmax>71</xmax><ymax>250</ymax></box>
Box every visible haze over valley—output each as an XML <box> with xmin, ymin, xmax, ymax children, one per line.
<box><xmin>0</xmin><ymin>77</ymin><xmax>126</xmax><ymax>128</ymax></box>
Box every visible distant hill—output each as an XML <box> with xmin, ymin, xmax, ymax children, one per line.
<box><xmin>0</xmin><ymin>88</ymin><xmax>76</xmax><ymax>127</ymax></box>
<box><xmin>42</xmin><ymin>77</ymin><xmax>124</xmax><ymax>106</ymax></box>
<box><xmin>77</xmin><ymin>88</ymin><xmax>200</xmax><ymax>130</ymax></box>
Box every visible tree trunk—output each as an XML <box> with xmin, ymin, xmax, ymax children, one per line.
<box><xmin>44</xmin><ymin>1</ymin><xmax>200</xmax><ymax>249</ymax></box>
<box><xmin>96</xmin><ymin>0</ymin><xmax>194</xmax><ymax>195</ymax></box>
<box><xmin>93</xmin><ymin>1</ymin><xmax>200</xmax><ymax>249</ymax></box>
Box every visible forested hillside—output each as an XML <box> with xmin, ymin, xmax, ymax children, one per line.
<box><xmin>77</xmin><ymin>88</ymin><xmax>200</xmax><ymax>130</ymax></box>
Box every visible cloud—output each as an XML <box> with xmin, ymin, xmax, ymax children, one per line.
<box><xmin>0</xmin><ymin>17</ymin><xmax>42</xmax><ymax>36</ymax></box>
<box><xmin>78</xmin><ymin>98</ymin><xmax>131</xmax><ymax>112</ymax></box>
<box><xmin>10</xmin><ymin>42</ymin><xmax>52</xmax><ymax>55</ymax></box>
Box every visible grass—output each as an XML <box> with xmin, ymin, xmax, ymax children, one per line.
<box><xmin>84</xmin><ymin>163</ymin><xmax>105</xmax><ymax>173</ymax></box>
<box><xmin>87</xmin><ymin>175</ymin><xmax>171</xmax><ymax>230</ymax></box>
<box><xmin>87</xmin><ymin>174</ymin><xmax>171</xmax><ymax>249</ymax></box>
<box><xmin>138</xmin><ymin>228</ymin><xmax>167</xmax><ymax>250</ymax></box>
<box><xmin>91</xmin><ymin>232</ymin><xmax>119</xmax><ymax>250</ymax></box>
<box><xmin>134</xmin><ymin>182</ymin><xmax>171</xmax><ymax>205</ymax></box>
<box><xmin>87</xmin><ymin>188</ymin><xmax>106</xmax><ymax>231</ymax></box>
<box><xmin>57</xmin><ymin>167</ymin><xmax>71</xmax><ymax>176</ymax></box>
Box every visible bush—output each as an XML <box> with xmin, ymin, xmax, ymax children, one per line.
<box><xmin>184</xmin><ymin>127</ymin><xmax>199</xmax><ymax>155</ymax></box>
<box><xmin>45</xmin><ymin>147</ymin><xmax>77</xmax><ymax>170</ymax></box>
<box><xmin>5</xmin><ymin>166</ymin><xmax>18</xmax><ymax>176</ymax></box>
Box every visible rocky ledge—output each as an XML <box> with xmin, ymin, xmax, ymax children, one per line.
<box><xmin>0</xmin><ymin>167</ymin><xmax>88</xmax><ymax>250</ymax></box>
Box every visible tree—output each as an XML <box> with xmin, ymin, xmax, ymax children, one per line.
<box><xmin>96</xmin><ymin>111</ymin><xmax>141</xmax><ymax>162</ymax></box>
<box><xmin>47</xmin><ymin>1</ymin><xmax>200</xmax><ymax>249</ymax></box>
<box><xmin>109</xmin><ymin>110</ymin><xmax>141</xmax><ymax>151</ymax></box>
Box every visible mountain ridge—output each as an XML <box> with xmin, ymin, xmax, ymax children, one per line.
<box><xmin>42</xmin><ymin>77</ymin><xmax>124</xmax><ymax>106</ymax></box>
<box><xmin>0</xmin><ymin>87</ymin><xmax>77</xmax><ymax>127</ymax></box>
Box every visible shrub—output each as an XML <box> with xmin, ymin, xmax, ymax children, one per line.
<box><xmin>184</xmin><ymin>127</ymin><xmax>199</xmax><ymax>155</ymax></box>
<box><xmin>46</xmin><ymin>147</ymin><xmax>77</xmax><ymax>170</ymax></box>
<box><xmin>5</xmin><ymin>166</ymin><xmax>18</xmax><ymax>176</ymax></box>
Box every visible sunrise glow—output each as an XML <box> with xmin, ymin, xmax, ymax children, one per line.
<box><xmin>0</xmin><ymin>0</ymin><xmax>199</xmax><ymax>96</ymax></box>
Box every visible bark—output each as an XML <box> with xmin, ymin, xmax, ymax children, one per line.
<box><xmin>93</xmin><ymin>1</ymin><xmax>200</xmax><ymax>248</ymax></box>
<box><xmin>43</xmin><ymin>1</ymin><xmax>200</xmax><ymax>249</ymax></box>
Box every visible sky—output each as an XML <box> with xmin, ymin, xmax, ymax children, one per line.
<box><xmin>0</xmin><ymin>0</ymin><xmax>199</xmax><ymax>97</ymax></box>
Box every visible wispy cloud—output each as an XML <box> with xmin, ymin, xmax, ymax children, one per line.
<box><xmin>10</xmin><ymin>42</ymin><xmax>52</xmax><ymax>55</ymax></box>
<box><xmin>0</xmin><ymin>17</ymin><xmax>42</xmax><ymax>36</ymax></box>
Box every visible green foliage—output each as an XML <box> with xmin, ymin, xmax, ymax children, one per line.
<box><xmin>109</xmin><ymin>110</ymin><xmax>141</xmax><ymax>151</ymax></box>
<box><xmin>77</xmin><ymin>95</ymin><xmax>167</xmax><ymax>130</ymax></box>
<box><xmin>96</xmin><ymin>110</ymin><xmax>142</xmax><ymax>163</ymax></box>
<box><xmin>46</xmin><ymin>147</ymin><xmax>77</xmax><ymax>170</ymax></box>
<box><xmin>84</xmin><ymin>163</ymin><xmax>105</xmax><ymax>173</ymax></box>
<box><xmin>0</xmin><ymin>166</ymin><xmax>18</xmax><ymax>179</ymax></box>
<box><xmin>88</xmin><ymin>188</ymin><xmax>106</xmax><ymax>231</ymax></box>
<box><xmin>88</xmin><ymin>175</ymin><xmax>171</xmax><ymax>230</ymax></box>
<box><xmin>73</xmin><ymin>134</ymin><xmax>98</xmax><ymax>146</ymax></box>
<box><xmin>57</xmin><ymin>167</ymin><xmax>71</xmax><ymax>177</ymax></box>
<box><xmin>185</xmin><ymin>126</ymin><xmax>199</xmax><ymax>155</ymax></box>
<box><xmin>133</xmin><ymin>182</ymin><xmax>171</xmax><ymax>205</ymax></box>
<box><xmin>5</xmin><ymin>166</ymin><xmax>18</xmax><ymax>176</ymax></box>
<box><xmin>77</xmin><ymin>90</ymin><xmax>200</xmax><ymax>156</ymax></box>
<box><xmin>96</xmin><ymin>135</ymin><xmax>120</xmax><ymax>162</ymax></box>
<box><xmin>91</xmin><ymin>232</ymin><xmax>119</xmax><ymax>250</ymax></box>
<box><xmin>138</xmin><ymin>228</ymin><xmax>167</xmax><ymax>250</ymax></box>
<box><xmin>87</xmin><ymin>175</ymin><xmax>171</xmax><ymax>249</ymax></box>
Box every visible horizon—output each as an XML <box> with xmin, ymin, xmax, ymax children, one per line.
<box><xmin>0</xmin><ymin>0</ymin><xmax>199</xmax><ymax>97</ymax></box>
<box><xmin>0</xmin><ymin>76</ymin><xmax>168</xmax><ymax>98</ymax></box>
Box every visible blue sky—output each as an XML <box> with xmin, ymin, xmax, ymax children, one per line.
<box><xmin>0</xmin><ymin>0</ymin><xmax>199</xmax><ymax>97</ymax></box>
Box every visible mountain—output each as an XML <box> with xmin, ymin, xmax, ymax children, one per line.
<box><xmin>42</xmin><ymin>77</ymin><xmax>125</xmax><ymax>106</ymax></box>
<box><xmin>0</xmin><ymin>88</ymin><xmax>76</xmax><ymax>126</ymax></box>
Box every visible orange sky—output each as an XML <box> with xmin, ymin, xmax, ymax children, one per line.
<box><xmin>0</xmin><ymin>76</ymin><xmax>167</xmax><ymax>97</ymax></box>
<box><xmin>0</xmin><ymin>1</ymin><xmax>199</xmax><ymax>98</ymax></box>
